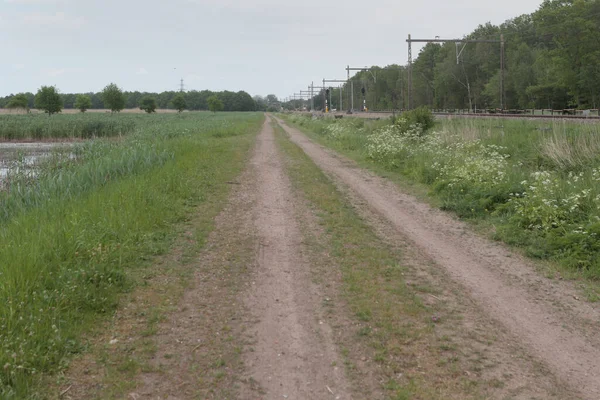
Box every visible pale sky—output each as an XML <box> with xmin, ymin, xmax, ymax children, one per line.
<box><xmin>0</xmin><ymin>0</ymin><xmax>544</xmax><ymax>99</ymax></box>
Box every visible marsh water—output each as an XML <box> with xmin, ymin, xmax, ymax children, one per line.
<box><xmin>0</xmin><ymin>143</ymin><xmax>70</xmax><ymax>181</ymax></box>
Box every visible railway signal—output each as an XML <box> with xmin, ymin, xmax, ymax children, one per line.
<box><xmin>346</xmin><ymin>66</ymin><xmax>376</xmax><ymax>112</ymax></box>
<box><xmin>361</xmin><ymin>87</ymin><xmax>367</xmax><ymax>111</ymax></box>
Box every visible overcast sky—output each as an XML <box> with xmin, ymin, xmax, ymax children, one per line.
<box><xmin>0</xmin><ymin>0</ymin><xmax>543</xmax><ymax>99</ymax></box>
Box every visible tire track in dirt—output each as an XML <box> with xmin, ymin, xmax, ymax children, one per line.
<box><xmin>238</xmin><ymin>116</ymin><xmax>352</xmax><ymax>399</ymax></box>
<box><xmin>129</xmin><ymin>116</ymin><xmax>352</xmax><ymax>399</ymax></box>
<box><xmin>273</xmin><ymin>116</ymin><xmax>600</xmax><ymax>400</ymax></box>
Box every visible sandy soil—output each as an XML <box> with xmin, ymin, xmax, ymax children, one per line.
<box><xmin>273</xmin><ymin>116</ymin><xmax>600</xmax><ymax>400</ymax></box>
<box><xmin>238</xmin><ymin>116</ymin><xmax>351</xmax><ymax>399</ymax></box>
<box><xmin>127</xmin><ymin>117</ymin><xmax>352</xmax><ymax>400</ymax></box>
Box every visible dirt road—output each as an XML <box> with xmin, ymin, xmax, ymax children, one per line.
<box><xmin>238</xmin><ymin>116</ymin><xmax>351</xmax><ymax>398</ymax></box>
<box><xmin>273</xmin><ymin>116</ymin><xmax>600</xmax><ymax>399</ymax></box>
<box><xmin>73</xmin><ymin>114</ymin><xmax>600</xmax><ymax>399</ymax></box>
<box><xmin>127</xmin><ymin>116</ymin><xmax>351</xmax><ymax>400</ymax></box>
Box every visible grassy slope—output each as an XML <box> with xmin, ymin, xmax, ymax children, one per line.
<box><xmin>0</xmin><ymin>112</ymin><xmax>263</xmax><ymax>398</ymax></box>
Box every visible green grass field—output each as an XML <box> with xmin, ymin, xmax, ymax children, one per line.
<box><xmin>0</xmin><ymin>112</ymin><xmax>263</xmax><ymax>398</ymax></box>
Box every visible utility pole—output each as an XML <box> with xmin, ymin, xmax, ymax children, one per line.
<box><xmin>347</xmin><ymin>66</ymin><xmax>351</xmax><ymax>112</ymax></box>
<box><xmin>323</xmin><ymin>79</ymin><xmax>327</xmax><ymax>113</ymax></box>
<box><xmin>407</xmin><ymin>34</ymin><xmax>412</xmax><ymax>110</ymax></box>
<box><xmin>179</xmin><ymin>78</ymin><xmax>185</xmax><ymax>92</ymax></box>
<box><xmin>500</xmin><ymin>34</ymin><xmax>505</xmax><ymax>110</ymax></box>
<box><xmin>406</xmin><ymin>35</ymin><xmax>503</xmax><ymax>110</ymax></box>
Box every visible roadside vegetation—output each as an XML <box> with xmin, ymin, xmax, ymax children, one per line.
<box><xmin>283</xmin><ymin>112</ymin><xmax>600</xmax><ymax>283</ymax></box>
<box><xmin>0</xmin><ymin>112</ymin><xmax>262</xmax><ymax>398</ymax></box>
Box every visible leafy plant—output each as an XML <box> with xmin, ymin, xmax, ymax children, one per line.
<box><xmin>400</xmin><ymin>107</ymin><xmax>435</xmax><ymax>133</ymax></box>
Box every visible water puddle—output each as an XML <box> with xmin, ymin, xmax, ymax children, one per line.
<box><xmin>0</xmin><ymin>142</ymin><xmax>73</xmax><ymax>180</ymax></box>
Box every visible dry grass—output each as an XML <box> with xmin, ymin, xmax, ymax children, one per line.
<box><xmin>438</xmin><ymin>117</ymin><xmax>500</xmax><ymax>142</ymax></box>
<box><xmin>540</xmin><ymin>122</ymin><xmax>600</xmax><ymax>169</ymax></box>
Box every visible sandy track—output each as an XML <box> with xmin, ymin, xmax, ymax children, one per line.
<box><xmin>273</xmin><ymin>116</ymin><xmax>600</xmax><ymax>399</ymax></box>
<box><xmin>128</xmin><ymin>116</ymin><xmax>350</xmax><ymax>399</ymax></box>
<box><xmin>239</xmin><ymin>117</ymin><xmax>351</xmax><ymax>399</ymax></box>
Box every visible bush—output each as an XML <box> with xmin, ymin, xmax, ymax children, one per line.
<box><xmin>401</xmin><ymin>107</ymin><xmax>435</xmax><ymax>132</ymax></box>
<box><xmin>139</xmin><ymin>96</ymin><xmax>157</xmax><ymax>114</ymax></box>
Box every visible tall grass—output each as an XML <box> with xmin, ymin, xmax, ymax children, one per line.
<box><xmin>0</xmin><ymin>112</ymin><xmax>263</xmax><ymax>398</ymax></box>
<box><xmin>284</xmin><ymin>113</ymin><xmax>600</xmax><ymax>280</ymax></box>
<box><xmin>0</xmin><ymin>113</ymin><xmax>138</xmax><ymax>139</ymax></box>
<box><xmin>539</xmin><ymin>123</ymin><xmax>600</xmax><ymax>170</ymax></box>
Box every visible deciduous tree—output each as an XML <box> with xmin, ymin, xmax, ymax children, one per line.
<box><xmin>207</xmin><ymin>95</ymin><xmax>224</xmax><ymax>113</ymax></box>
<box><xmin>172</xmin><ymin>94</ymin><xmax>187</xmax><ymax>113</ymax></box>
<box><xmin>102</xmin><ymin>83</ymin><xmax>126</xmax><ymax>113</ymax></box>
<box><xmin>35</xmin><ymin>86</ymin><xmax>63</xmax><ymax>116</ymax></box>
<box><xmin>6</xmin><ymin>93</ymin><xmax>29</xmax><ymax>111</ymax></box>
<box><xmin>74</xmin><ymin>94</ymin><xmax>92</xmax><ymax>113</ymax></box>
<box><xmin>139</xmin><ymin>96</ymin><xmax>157</xmax><ymax>113</ymax></box>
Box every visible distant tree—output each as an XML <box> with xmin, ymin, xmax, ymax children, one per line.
<box><xmin>126</xmin><ymin>91</ymin><xmax>143</xmax><ymax>109</ymax></box>
<box><xmin>35</xmin><ymin>86</ymin><xmax>63</xmax><ymax>116</ymax></box>
<box><xmin>6</xmin><ymin>93</ymin><xmax>29</xmax><ymax>111</ymax></box>
<box><xmin>61</xmin><ymin>93</ymin><xmax>76</xmax><ymax>109</ymax></box>
<box><xmin>207</xmin><ymin>95</ymin><xmax>224</xmax><ymax>113</ymax></box>
<box><xmin>253</xmin><ymin>95</ymin><xmax>267</xmax><ymax>111</ymax></box>
<box><xmin>231</xmin><ymin>91</ymin><xmax>256</xmax><ymax>111</ymax></box>
<box><xmin>266</xmin><ymin>94</ymin><xmax>279</xmax><ymax>105</ymax></box>
<box><xmin>74</xmin><ymin>94</ymin><xmax>92</xmax><ymax>113</ymax></box>
<box><xmin>172</xmin><ymin>93</ymin><xmax>187</xmax><ymax>113</ymax></box>
<box><xmin>139</xmin><ymin>96</ymin><xmax>157</xmax><ymax>113</ymax></box>
<box><xmin>102</xmin><ymin>83</ymin><xmax>126</xmax><ymax>113</ymax></box>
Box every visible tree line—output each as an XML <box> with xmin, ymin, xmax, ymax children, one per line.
<box><xmin>0</xmin><ymin>86</ymin><xmax>274</xmax><ymax>112</ymax></box>
<box><xmin>294</xmin><ymin>0</ymin><xmax>600</xmax><ymax>112</ymax></box>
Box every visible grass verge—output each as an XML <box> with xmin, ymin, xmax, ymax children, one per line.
<box><xmin>0</xmin><ymin>112</ymin><xmax>263</xmax><ymax>398</ymax></box>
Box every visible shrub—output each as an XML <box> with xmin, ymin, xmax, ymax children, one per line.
<box><xmin>400</xmin><ymin>107</ymin><xmax>435</xmax><ymax>133</ymax></box>
<box><xmin>139</xmin><ymin>96</ymin><xmax>157</xmax><ymax>114</ymax></box>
